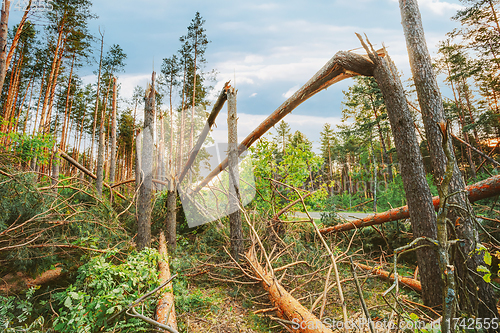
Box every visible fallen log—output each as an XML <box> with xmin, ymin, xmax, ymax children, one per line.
<box><xmin>58</xmin><ymin>150</ymin><xmax>126</xmax><ymax>200</ymax></box>
<box><xmin>0</xmin><ymin>267</ymin><xmax>66</xmax><ymax>295</ymax></box>
<box><xmin>156</xmin><ymin>232</ymin><xmax>177</xmax><ymax>330</ymax></box>
<box><xmin>320</xmin><ymin>174</ymin><xmax>500</xmax><ymax>234</ymax></box>
<box><xmin>246</xmin><ymin>246</ymin><xmax>334</xmax><ymax>333</ymax></box>
<box><xmin>354</xmin><ymin>263</ymin><xmax>422</xmax><ymax>293</ymax></box>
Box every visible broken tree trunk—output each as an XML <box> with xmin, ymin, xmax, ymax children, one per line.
<box><xmin>192</xmin><ymin>51</ymin><xmax>382</xmax><ymax>193</ymax></box>
<box><xmin>399</xmin><ymin>0</ymin><xmax>499</xmax><ymax>318</ymax></box>
<box><xmin>109</xmin><ymin>77</ymin><xmax>118</xmax><ymax>184</ymax></box>
<box><xmin>156</xmin><ymin>232</ymin><xmax>177</xmax><ymax>330</ymax></box>
<box><xmin>227</xmin><ymin>86</ymin><xmax>243</xmax><ymax>262</ymax></box>
<box><xmin>357</xmin><ymin>35</ymin><xmax>441</xmax><ymax>307</ymax></box>
<box><xmin>246</xmin><ymin>246</ymin><xmax>334</xmax><ymax>333</ymax></box>
<box><xmin>137</xmin><ymin>73</ymin><xmax>155</xmax><ymax>250</ymax></box>
<box><xmin>177</xmin><ymin>81</ymin><xmax>229</xmax><ymax>184</ymax></box>
<box><xmin>320</xmin><ymin>174</ymin><xmax>500</xmax><ymax>234</ymax></box>
<box><xmin>95</xmin><ymin>93</ymin><xmax>106</xmax><ymax>196</ymax></box>
<box><xmin>354</xmin><ymin>263</ymin><xmax>422</xmax><ymax>293</ymax></box>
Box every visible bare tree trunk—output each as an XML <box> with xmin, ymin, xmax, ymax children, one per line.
<box><xmin>60</xmin><ymin>52</ymin><xmax>75</xmax><ymax>151</ymax></box>
<box><xmin>109</xmin><ymin>77</ymin><xmax>117</xmax><ymax>184</ymax></box>
<box><xmin>0</xmin><ymin>0</ymin><xmax>10</xmax><ymax>93</ymax></box>
<box><xmin>135</xmin><ymin>129</ymin><xmax>142</xmax><ymax>193</ymax></box>
<box><xmin>399</xmin><ymin>0</ymin><xmax>499</xmax><ymax>320</ymax></box>
<box><xmin>0</xmin><ymin>0</ymin><xmax>30</xmax><ymax>93</ymax></box>
<box><xmin>157</xmin><ymin>113</ymin><xmax>165</xmax><ymax>190</ymax></box>
<box><xmin>137</xmin><ymin>72</ymin><xmax>155</xmax><ymax>250</ymax></box>
<box><xmin>39</xmin><ymin>28</ymin><xmax>65</xmax><ymax>134</ymax></box>
<box><xmin>165</xmin><ymin>186</ymin><xmax>177</xmax><ymax>252</ymax></box>
<box><xmin>227</xmin><ymin>86</ymin><xmax>243</xmax><ymax>262</ymax></box>
<box><xmin>90</xmin><ymin>31</ymin><xmax>104</xmax><ymax>170</ymax></box>
<box><xmin>358</xmin><ymin>37</ymin><xmax>443</xmax><ymax>307</ymax></box>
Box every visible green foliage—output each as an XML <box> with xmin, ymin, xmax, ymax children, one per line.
<box><xmin>0</xmin><ymin>131</ymin><xmax>55</xmax><ymax>165</ymax></box>
<box><xmin>52</xmin><ymin>249</ymin><xmax>160</xmax><ymax>333</ymax></box>
<box><xmin>0</xmin><ymin>288</ymin><xmax>51</xmax><ymax>332</ymax></box>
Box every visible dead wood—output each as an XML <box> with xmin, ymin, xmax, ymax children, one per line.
<box><xmin>58</xmin><ymin>149</ymin><xmax>126</xmax><ymax>200</ymax></box>
<box><xmin>177</xmin><ymin>81</ymin><xmax>230</xmax><ymax>184</ymax></box>
<box><xmin>156</xmin><ymin>232</ymin><xmax>177</xmax><ymax>330</ymax></box>
<box><xmin>451</xmin><ymin>133</ymin><xmax>500</xmax><ymax>168</ymax></box>
<box><xmin>320</xmin><ymin>174</ymin><xmax>500</xmax><ymax>234</ymax></box>
<box><xmin>354</xmin><ymin>263</ymin><xmax>422</xmax><ymax>292</ymax></box>
<box><xmin>245</xmin><ymin>246</ymin><xmax>334</xmax><ymax>333</ymax></box>
<box><xmin>0</xmin><ymin>266</ymin><xmax>65</xmax><ymax>295</ymax></box>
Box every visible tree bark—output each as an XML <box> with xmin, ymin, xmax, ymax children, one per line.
<box><xmin>90</xmin><ymin>32</ymin><xmax>104</xmax><ymax>170</ymax></box>
<box><xmin>0</xmin><ymin>0</ymin><xmax>30</xmax><ymax>94</ymax></box>
<box><xmin>165</xmin><ymin>187</ymin><xmax>177</xmax><ymax>252</ymax></box>
<box><xmin>399</xmin><ymin>0</ymin><xmax>499</xmax><ymax>319</ymax></box>
<box><xmin>137</xmin><ymin>72</ymin><xmax>155</xmax><ymax>250</ymax></box>
<box><xmin>156</xmin><ymin>232</ymin><xmax>177</xmax><ymax>329</ymax></box>
<box><xmin>109</xmin><ymin>77</ymin><xmax>117</xmax><ymax>184</ymax></box>
<box><xmin>358</xmin><ymin>35</ymin><xmax>442</xmax><ymax>307</ymax></box>
<box><xmin>0</xmin><ymin>0</ymin><xmax>10</xmax><ymax>93</ymax></box>
<box><xmin>95</xmin><ymin>94</ymin><xmax>107</xmax><ymax>196</ymax></box>
<box><xmin>227</xmin><ymin>86</ymin><xmax>243</xmax><ymax>262</ymax></box>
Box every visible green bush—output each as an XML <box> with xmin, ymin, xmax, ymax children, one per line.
<box><xmin>52</xmin><ymin>249</ymin><xmax>160</xmax><ymax>333</ymax></box>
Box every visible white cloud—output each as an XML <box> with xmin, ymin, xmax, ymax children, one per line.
<box><xmin>82</xmin><ymin>73</ymin><xmax>151</xmax><ymax>105</ymax></box>
<box><xmin>250</xmin><ymin>93</ymin><xmax>258</xmax><ymax>97</ymax></box>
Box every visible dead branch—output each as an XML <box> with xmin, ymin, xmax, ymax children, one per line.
<box><xmin>451</xmin><ymin>133</ymin><xmax>500</xmax><ymax>168</ymax></box>
<box><xmin>354</xmin><ymin>263</ymin><xmax>422</xmax><ymax>292</ymax></box>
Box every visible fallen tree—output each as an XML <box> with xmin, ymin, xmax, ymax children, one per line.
<box><xmin>156</xmin><ymin>232</ymin><xmax>177</xmax><ymax>330</ymax></box>
<box><xmin>354</xmin><ymin>263</ymin><xmax>422</xmax><ymax>293</ymax></box>
<box><xmin>245</xmin><ymin>246</ymin><xmax>334</xmax><ymax>333</ymax></box>
<box><xmin>320</xmin><ymin>174</ymin><xmax>500</xmax><ymax>234</ymax></box>
<box><xmin>0</xmin><ymin>267</ymin><xmax>65</xmax><ymax>295</ymax></box>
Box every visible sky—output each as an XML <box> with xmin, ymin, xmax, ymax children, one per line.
<box><xmin>10</xmin><ymin>0</ymin><xmax>465</xmax><ymax>150</ymax></box>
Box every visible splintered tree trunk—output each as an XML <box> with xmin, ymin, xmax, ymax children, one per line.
<box><xmin>135</xmin><ymin>129</ymin><xmax>142</xmax><ymax>193</ymax></box>
<box><xmin>358</xmin><ymin>37</ymin><xmax>442</xmax><ymax>307</ymax></box>
<box><xmin>165</xmin><ymin>185</ymin><xmax>177</xmax><ymax>251</ymax></box>
<box><xmin>109</xmin><ymin>77</ymin><xmax>117</xmax><ymax>184</ymax></box>
<box><xmin>156</xmin><ymin>232</ymin><xmax>177</xmax><ymax>329</ymax></box>
<box><xmin>95</xmin><ymin>98</ymin><xmax>106</xmax><ymax>196</ymax></box>
<box><xmin>90</xmin><ymin>33</ymin><xmax>104</xmax><ymax>170</ymax></box>
<box><xmin>0</xmin><ymin>0</ymin><xmax>10</xmax><ymax>92</ymax></box>
<box><xmin>227</xmin><ymin>86</ymin><xmax>243</xmax><ymax>262</ymax></box>
<box><xmin>137</xmin><ymin>72</ymin><xmax>155</xmax><ymax>250</ymax></box>
<box><xmin>158</xmin><ymin>114</ymin><xmax>165</xmax><ymax>188</ymax></box>
<box><xmin>399</xmin><ymin>0</ymin><xmax>499</xmax><ymax>319</ymax></box>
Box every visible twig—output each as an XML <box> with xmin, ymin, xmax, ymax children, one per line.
<box><xmin>349</xmin><ymin>257</ymin><xmax>375</xmax><ymax>333</ymax></box>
